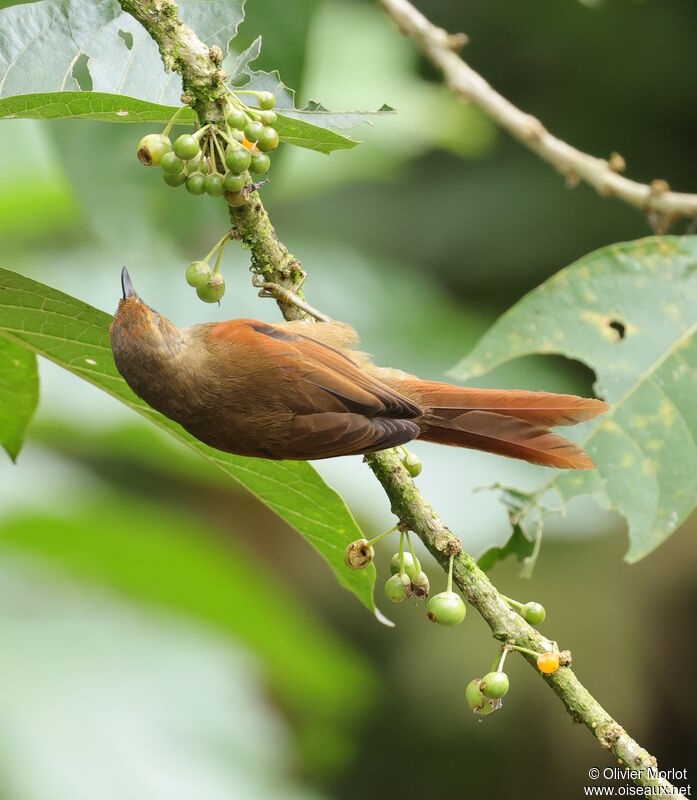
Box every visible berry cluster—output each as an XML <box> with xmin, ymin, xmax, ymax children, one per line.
<box><xmin>466</xmin><ymin>637</ymin><xmax>561</xmax><ymax>717</ymax></box>
<box><xmin>184</xmin><ymin>232</ymin><xmax>230</xmax><ymax>303</ymax></box>
<box><xmin>137</xmin><ymin>90</ymin><xmax>279</xmax><ymax>208</ymax></box>
<box><xmin>344</xmin><ymin>518</ymin><xmax>563</xmax><ymax>720</ymax></box>
<box><xmin>345</xmin><ymin>522</ymin><xmax>466</xmax><ymax>625</ymax></box>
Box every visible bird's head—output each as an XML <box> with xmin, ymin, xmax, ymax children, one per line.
<box><xmin>110</xmin><ymin>268</ymin><xmax>183</xmax><ymax>369</ymax></box>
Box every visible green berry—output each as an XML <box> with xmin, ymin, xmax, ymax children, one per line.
<box><xmin>411</xmin><ymin>570</ymin><xmax>430</xmax><ymax>597</ymax></box>
<box><xmin>426</xmin><ymin>591</ymin><xmax>466</xmax><ymax>626</ymax></box>
<box><xmin>225</xmin><ymin>146</ymin><xmax>252</xmax><ymax>174</ymax></box>
<box><xmin>174</xmin><ymin>134</ymin><xmax>200</xmax><ymax>160</ymax></box>
<box><xmin>186</xmin><ymin>172</ymin><xmax>206</xmax><ymax>195</ymax></box>
<box><xmin>226</xmin><ymin>108</ymin><xmax>248</xmax><ymax>129</ymax></box>
<box><xmin>258</xmin><ymin>91</ymin><xmax>276</xmax><ymax>110</ymax></box>
<box><xmin>160</xmin><ymin>151</ymin><xmax>185</xmax><ymax>174</ymax></box>
<box><xmin>466</xmin><ymin>679</ymin><xmax>485</xmax><ymax>711</ymax></box>
<box><xmin>480</xmin><ymin>671</ymin><xmax>509</xmax><ymax>699</ymax></box>
<box><xmin>204</xmin><ymin>174</ymin><xmax>225</xmax><ymax>196</ymax></box>
<box><xmin>163</xmin><ymin>171</ymin><xmax>187</xmax><ymax>187</ymax></box>
<box><xmin>384</xmin><ymin>573</ymin><xmax>411</xmax><ymax>603</ymax></box>
<box><xmin>230</xmin><ymin>129</ymin><xmax>245</xmax><ymax>142</ymax></box>
<box><xmin>223</xmin><ymin>172</ymin><xmax>245</xmax><ymax>193</ymax></box>
<box><xmin>403</xmin><ymin>452</ymin><xmax>422</xmax><ymax>477</ymax></box>
<box><xmin>521</xmin><ymin>602</ymin><xmax>546</xmax><ymax>625</ymax></box>
<box><xmin>137</xmin><ymin>133</ymin><xmax>171</xmax><ymax>167</ymax></box>
<box><xmin>185</xmin><ymin>261</ymin><xmax>212</xmax><ymax>288</ymax></box>
<box><xmin>257</xmin><ymin>126</ymin><xmax>279</xmax><ymax>152</ymax></box>
<box><xmin>186</xmin><ymin>154</ymin><xmax>203</xmax><ymax>172</ymax></box>
<box><xmin>226</xmin><ymin>189</ymin><xmax>247</xmax><ymax>207</ymax></box>
<box><xmin>250</xmin><ymin>152</ymin><xmax>271</xmax><ymax>175</ymax></box>
<box><xmin>344</xmin><ymin>539</ymin><xmax>375</xmax><ymax>570</ymax></box>
<box><xmin>389</xmin><ymin>551</ymin><xmax>419</xmax><ymax>580</ymax></box>
<box><xmin>244</xmin><ymin>120</ymin><xmax>265</xmax><ymax>143</ymax></box>
<box><xmin>259</xmin><ymin>110</ymin><xmax>277</xmax><ymax>125</ymax></box>
<box><xmin>197</xmin><ymin>272</ymin><xmax>225</xmax><ymax>303</ymax></box>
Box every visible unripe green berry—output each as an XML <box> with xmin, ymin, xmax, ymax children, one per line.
<box><xmin>137</xmin><ymin>133</ymin><xmax>171</xmax><ymax>166</ymax></box>
<box><xmin>258</xmin><ymin>91</ymin><xmax>276</xmax><ymax>110</ymax></box>
<box><xmin>466</xmin><ymin>679</ymin><xmax>499</xmax><ymax>715</ymax></box>
<box><xmin>204</xmin><ymin>174</ymin><xmax>225</xmax><ymax>196</ymax></box>
<box><xmin>521</xmin><ymin>602</ymin><xmax>546</xmax><ymax>625</ymax></box>
<box><xmin>244</xmin><ymin>120</ymin><xmax>265</xmax><ymax>143</ymax></box>
<box><xmin>225</xmin><ymin>189</ymin><xmax>247</xmax><ymax>207</ymax></box>
<box><xmin>403</xmin><ymin>452</ymin><xmax>422</xmax><ymax>477</ymax></box>
<box><xmin>466</xmin><ymin>679</ymin><xmax>485</xmax><ymax>711</ymax></box>
<box><xmin>426</xmin><ymin>590</ymin><xmax>466</xmax><ymax>626</ymax></box>
<box><xmin>344</xmin><ymin>539</ymin><xmax>375</xmax><ymax>570</ymax></box>
<box><xmin>186</xmin><ymin>172</ymin><xmax>206</xmax><ymax>195</ymax></box>
<box><xmin>160</xmin><ymin>151</ymin><xmax>185</xmax><ymax>174</ymax></box>
<box><xmin>389</xmin><ymin>551</ymin><xmax>419</xmax><ymax>580</ymax></box>
<box><xmin>163</xmin><ymin>171</ymin><xmax>187</xmax><ymax>187</ymax></box>
<box><xmin>250</xmin><ymin>152</ymin><xmax>271</xmax><ymax>175</ymax></box>
<box><xmin>230</xmin><ymin>129</ymin><xmax>245</xmax><ymax>142</ymax></box>
<box><xmin>480</xmin><ymin>671</ymin><xmax>509</xmax><ymax>699</ymax></box>
<box><xmin>223</xmin><ymin>172</ymin><xmax>245</xmax><ymax>192</ymax></box>
<box><xmin>226</xmin><ymin>108</ymin><xmax>248</xmax><ymax>129</ymax></box>
<box><xmin>197</xmin><ymin>272</ymin><xmax>225</xmax><ymax>303</ymax></box>
<box><xmin>384</xmin><ymin>572</ymin><xmax>411</xmax><ymax>603</ymax></box>
<box><xmin>174</xmin><ymin>133</ymin><xmax>200</xmax><ymax>160</ymax></box>
<box><xmin>259</xmin><ymin>110</ymin><xmax>277</xmax><ymax>125</ymax></box>
<box><xmin>225</xmin><ymin>146</ymin><xmax>252</xmax><ymax>174</ymax></box>
<box><xmin>185</xmin><ymin>261</ymin><xmax>212</xmax><ymax>288</ymax></box>
<box><xmin>257</xmin><ymin>126</ymin><xmax>279</xmax><ymax>152</ymax></box>
<box><xmin>186</xmin><ymin>154</ymin><xmax>203</xmax><ymax>172</ymax></box>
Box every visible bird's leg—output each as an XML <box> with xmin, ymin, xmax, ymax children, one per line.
<box><xmin>251</xmin><ymin>273</ymin><xmax>331</xmax><ymax>322</ymax></box>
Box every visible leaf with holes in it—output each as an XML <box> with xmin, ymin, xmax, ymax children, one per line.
<box><xmin>452</xmin><ymin>236</ymin><xmax>697</xmax><ymax>562</ymax></box>
<box><xmin>0</xmin><ymin>338</ymin><xmax>39</xmax><ymax>462</ymax></box>
<box><xmin>0</xmin><ymin>267</ymin><xmax>386</xmax><ymax>622</ymax></box>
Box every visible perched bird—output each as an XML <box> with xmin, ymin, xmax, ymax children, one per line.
<box><xmin>111</xmin><ymin>268</ymin><xmax>608</xmax><ymax>468</ymax></box>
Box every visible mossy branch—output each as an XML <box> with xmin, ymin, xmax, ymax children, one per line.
<box><xmin>119</xmin><ymin>0</ymin><xmax>674</xmax><ymax>791</ymax></box>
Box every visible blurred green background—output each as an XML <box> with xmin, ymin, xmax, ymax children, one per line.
<box><xmin>1</xmin><ymin>0</ymin><xmax>696</xmax><ymax>797</ymax></box>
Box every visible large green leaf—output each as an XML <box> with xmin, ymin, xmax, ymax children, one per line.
<box><xmin>0</xmin><ymin>1</ymin><xmax>391</xmax><ymax>146</ymax></box>
<box><xmin>0</xmin><ymin>266</ymin><xmax>383</xmax><ymax>618</ymax></box>
<box><xmin>452</xmin><ymin>236</ymin><xmax>697</xmax><ymax>562</ymax></box>
<box><xmin>0</xmin><ymin>0</ymin><xmax>243</xmax><ymax>104</ymax></box>
<box><xmin>0</xmin><ymin>337</ymin><xmax>38</xmax><ymax>461</ymax></box>
<box><xmin>0</xmin><ymin>91</ymin><xmax>362</xmax><ymax>153</ymax></box>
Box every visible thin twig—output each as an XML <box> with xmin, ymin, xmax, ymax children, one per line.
<box><xmin>119</xmin><ymin>0</ymin><xmax>674</xmax><ymax>791</ymax></box>
<box><xmin>379</xmin><ymin>0</ymin><xmax>697</xmax><ymax>224</ymax></box>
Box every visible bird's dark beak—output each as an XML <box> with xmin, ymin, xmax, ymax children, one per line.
<box><xmin>121</xmin><ymin>267</ymin><xmax>141</xmax><ymax>301</ymax></box>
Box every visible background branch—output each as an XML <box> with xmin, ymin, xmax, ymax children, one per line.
<box><xmin>379</xmin><ymin>0</ymin><xmax>697</xmax><ymax>225</ymax></box>
<box><xmin>119</xmin><ymin>0</ymin><xmax>674</xmax><ymax>790</ymax></box>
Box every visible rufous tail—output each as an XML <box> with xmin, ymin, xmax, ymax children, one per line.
<box><xmin>394</xmin><ymin>380</ymin><xmax>609</xmax><ymax>469</ymax></box>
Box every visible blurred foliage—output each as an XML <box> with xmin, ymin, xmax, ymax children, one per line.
<box><xmin>0</xmin><ymin>0</ymin><xmax>696</xmax><ymax>798</ymax></box>
<box><xmin>0</xmin><ymin>495</ymin><xmax>375</xmax><ymax>777</ymax></box>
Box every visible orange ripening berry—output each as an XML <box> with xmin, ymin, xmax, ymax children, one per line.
<box><xmin>537</xmin><ymin>651</ymin><xmax>560</xmax><ymax>674</ymax></box>
<box><xmin>241</xmin><ymin>137</ymin><xmax>258</xmax><ymax>151</ymax></box>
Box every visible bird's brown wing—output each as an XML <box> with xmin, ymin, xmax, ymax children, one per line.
<box><xmin>208</xmin><ymin>320</ymin><xmax>421</xmax><ymax>459</ymax></box>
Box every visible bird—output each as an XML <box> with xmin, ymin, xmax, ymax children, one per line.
<box><xmin>110</xmin><ymin>268</ymin><xmax>609</xmax><ymax>468</ymax></box>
